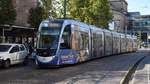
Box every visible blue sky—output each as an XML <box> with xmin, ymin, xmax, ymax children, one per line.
<box><xmin>126</xmin><ymin>0</ymin><xmax>150</xmax><ymax>15</ymax></box>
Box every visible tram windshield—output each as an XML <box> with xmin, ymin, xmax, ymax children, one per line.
<box><xmin>37</xmin><ymin>32</ymin><xmax>59</xmax><ymax>49</ymax></box>
<box><xmin>37</xmin><ymin>21</ymin><xmax>63</xmax><ymax>49</ymax></box>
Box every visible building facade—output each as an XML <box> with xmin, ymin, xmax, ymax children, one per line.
<box><xmin>128</xmin><ymin>12</ymin><xmax>150</xmax><ymax>47</ymax></box>
<box><xmin>0</xmin><ymin>0</ymin><xmax>38</xmax><ymax>45</ymax></box>
<box><xmin>127</xmin><ymin>12</ymin><xmax>141</xmax><ymax>32</ymax></box>
<box><xmin>109</xmin><ymin>0</ymin><xmax>128</xmax><ymax>33</ymax></box>
<box><xmin>13</xmin><ymin>0</ymin><xmax>37</xmax><ymax>27</ymax></box>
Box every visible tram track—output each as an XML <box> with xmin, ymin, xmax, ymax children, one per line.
<box><xmin>120</xmin><ymin>55</ymin><xmax>146</xmax><ymax>84</ymax></box>
<box><xmin>0</xmin><ymin>50</ymin><xmax>148</xmax><ymax>84</ymax></box>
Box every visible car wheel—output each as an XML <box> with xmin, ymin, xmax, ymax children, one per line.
<box><xmin>4</xmin><ymin>60</ymin><xmax>10</xmax><ymax>68</ymax></box>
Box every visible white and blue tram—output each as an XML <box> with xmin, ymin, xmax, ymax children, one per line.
<box><xmin>35</xmin><ymin>19</ymin><xmax>137</xmax><ymax>67</ymax></box>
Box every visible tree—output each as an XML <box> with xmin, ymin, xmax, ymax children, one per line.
<box><xmin>67</xmin><ymin>0</ymin><xmax>90</xmax><ymax>22</ymax></box>
<box><xmin>0</xmin><ymin>0</ymin><xmax>16</xmax><ymax>25</ymax></box>
<box><xmin>40</xmin><ymin>0</ymin><xmax>57</xmax><ymax>19</ymax></box>
<box><xmin>67</xmin><ymin>0</ymin><xmax>112</xmax><ymax>28</ymax></box>
<box><xmin>54</xmin><ymin>0</ymin><xmax>64</xmax><ymax>18</ymax></box>
<box><xmin>28</xmin><ymin>0</ymin><xmax>58</xmax><ymax>28</ymax></box>
<box><xmin>136</xmin><ymin>31</ymin><xmax>142</xmax><ymax>48</ymax></box>
<box><xmin>28</xmin><ymin>6</ymin><xmax>43</xmax><ymax>28</ymax></box>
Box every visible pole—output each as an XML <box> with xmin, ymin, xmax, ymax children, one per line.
<box><xmin>64</xmin><ymin>0</ymin><xmax>66</xmax><ymax>18</ymax></box>
<box><xmin>125</xmin><ymin>26</ymin><xmax>127</xmax><ymax>35</ymax></box>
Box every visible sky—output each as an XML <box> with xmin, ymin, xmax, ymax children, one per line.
<box><xmin>126</xmin><ymin>0</ymin><xmax>150</xmax><ymax>15</ymax></box>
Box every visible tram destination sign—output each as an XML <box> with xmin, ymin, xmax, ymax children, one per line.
<box><xmin>48</xmin><ymin>23</ymin><xmax>62</xmax><ymax>28</ymax></box>
<box><xmin>42</xmin><ymin>22</ymin><xmax>62</xmax><ymax>28</ymax></box>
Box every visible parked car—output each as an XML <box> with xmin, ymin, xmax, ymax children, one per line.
<box><xmin>0</xmin><ymin>43</ymin><xmax>28</xmax><ymax>68</ymax></box>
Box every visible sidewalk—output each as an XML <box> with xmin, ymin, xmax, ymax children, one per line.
<box><xmin>129</xmin><ymin>56</ymin><xmax>150</xmax><ymax>84</ymax></box>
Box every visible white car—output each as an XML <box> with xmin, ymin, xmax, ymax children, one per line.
<box><xmin>0</xmin><ymin>43</ymin><xmax>28</xmax><ymax>68</ymax></box>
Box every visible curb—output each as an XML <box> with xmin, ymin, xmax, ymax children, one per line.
<box><xmin>120</xmin><ymin>56</ymin><xmax>146</xmax><ymax>84</ymax></box>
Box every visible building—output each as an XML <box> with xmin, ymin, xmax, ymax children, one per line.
<box><xmin>0</xmin><ymin>0</ymin><xmax>38</xmax><ymax>45</ymax></box>
<box><xmin>13</xmin><ymin>0</ymin><xmax>37</xmax><ymax>27</ymax></box>
<box><xmin>128</xmin><ymin>12</ymin><xmax>150</xmax><ymax>47</ymax></box>
<box><xmin>127</xmin><ymin>12</ymin><xmax>141</xmax><ymax>33</ymax></box>
<box><xmin>109</xmin><ymin>0</ymin><xmax>128</xmax><ymax>33</ymax></box>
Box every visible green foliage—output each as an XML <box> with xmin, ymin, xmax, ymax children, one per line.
<box><xmin>0</xmin><ymin>0</ymin><xmax>16</xmax><ymax>25</ymax></box>
<box><xmin>67</xmin><ymin>0</ymin><xmax>112</xmax><ymax>28</ymax></box>
<box><xmin>56</xmin><ymin>0</ymin><xmax>64</xmax><ymax>18</ymax></box>
<box><xmin>40</xmin><ymin>0</ymin><xmax>57</xmax><ymax>19</ymax></box>
<box><xmin>28</xmin><ymin>0</ymin><xmax>112</xmax><ymax>29</ymax></box>
<box><xmin>28</xmin><ymin>0</ymin><xmax>58</xmax><ymax>28</ymax></box>
<box><xmin>28</xmin><ymin>6</ymin><xmax>43</xmax><ymax>28</ymax></box>
<box><xmin>136</xmin><ymin>31</ymin><xmax>142</xmax><ymax>48</ymax></box>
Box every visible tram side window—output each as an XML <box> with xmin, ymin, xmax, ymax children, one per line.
<box><xmin>71</xmin><ymin>29</ymin><xmax>89</xmax><ymax>50</ymax></box>
<box><xmin>93</xmin><ymin>33</ymin><xmax>97</xmax><ymax>49</ymax></box>
<box><xmin>71</xmin><ymin>30</ymin><xmax>81</xmax><ymax>50</ymax></box>
<box><xmin>114</xmin><ymin>37</ymin><xmax>117</xmax><ymax>48</ymax></box>
<box><xmin>60</xmin><ymin>25</ymin><xmax>71</xmax><ymax>49</ymax></box>
<box><xmin>116</xmin><ymin>37</ymin><xmax>120</xmax><ymax>48</ymax></box>
<box><xmin>80</xmin><ymin>31</ymin><xmax>89</xmax><ymax>50</ymax></box>
<box><xmin>97</xmin><ymin>33</ymin><xmax>102</xmax><ymax>47</ymax></box>
<box><xmin>93</xmin><ymin>33</ymin><xmax>102</xmax><ymax>49</ymax></box>
<box><xmin>106</xmin><ymin>35</ymin><xmax>112</xmax><ymax>49</ymax></box>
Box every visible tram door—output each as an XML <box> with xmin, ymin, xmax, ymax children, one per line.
<box><xmin>92</xmin><ymin>29</ymin><xmax>104</xmax><ymax>58</ymax></box>
<box><xmin>104</xmin><ymin>31</ymin><xmax>113</xmax><ymax>56</ymax></box>
<box><xmin>112</xmin><ymin>33</ymin><xmax>121</xmax><ymax>54</ymax></box>
<box><xmin>60</xmin><ymin>25</ymin><xmax>71</xmax><ymax>49</ymax></box>
<box><xmin>71</xmin><ymin>25</ymin><xmax>90</xmax><ymax>62</ymax></box>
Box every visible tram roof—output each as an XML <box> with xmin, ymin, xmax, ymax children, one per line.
<box><xmin>89</xmin><ymin>25</ymin><xmax>103</xmax><ymax>31</ymax></box>
<box><xmin>112</xmin><ymin>31</ymin><xmax>121</xmax><ymax>36</ymax></box>
<box><xmin>41</xmin><ymin>19</ymin><xmax>129</xmax><ymax>37</ymax></box>
<box><xmin>42</xmin><ymin>18</ymin><xmax>89</xmax><ymax>27</ymax></box>
<box><xmin>103</xmin><ymin>29</ymin><xmax>112</xmax><ymax>33</ymax></box>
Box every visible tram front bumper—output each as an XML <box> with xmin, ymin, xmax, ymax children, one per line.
<box><xmin>36</xmin><ymin>56</ymin><xmax>59</xmax><ymax>66</ymax></box>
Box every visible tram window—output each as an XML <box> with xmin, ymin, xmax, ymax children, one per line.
<box><xmin>71</xmin><ymin>30</ymin><xmax>81</xmax><ymax>50</ymax></box>
<box><xmin>105</xmin><ymin>35</ymin><xmax>112</xmax><ymax>48</ymax></box>
<box><xmin>97</xmin><ymin>33</ymin><xmax>102</xmax><ymax>47</ymax></box>
<box><xmin>60</xmin><ymin>25</ymin><xmax>71</xmax><ymax>49</ymax></box>
<box><xmin>93</xmin><ymin>33</ymin><xmax>102</xmax><ymax>49</ymax></box>
<box><xmin>93</xmin><ymin>33</ymin><xmax>97</xmax><ymax>49</ymax></box>
<box><xmin>80</xmin><ymin>31</ymin><xmax>89</xmax><ymax>50</ymax></box>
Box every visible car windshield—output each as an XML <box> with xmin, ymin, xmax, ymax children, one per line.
<box><xmin>0</xmin><ymin>45</ymin><xmax>11</xmax><ymax>52</ymax></box>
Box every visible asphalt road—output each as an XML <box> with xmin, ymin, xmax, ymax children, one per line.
<box><xmin>0</xmin><ymin>50</ymin><xmax>149</xmax><ymax>84</ymax></box>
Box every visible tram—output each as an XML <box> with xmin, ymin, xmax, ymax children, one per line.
<box><xmin>35</xmin><ymin>19</ymin><xmax>137</xmax><ymax>67</ymax></box>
